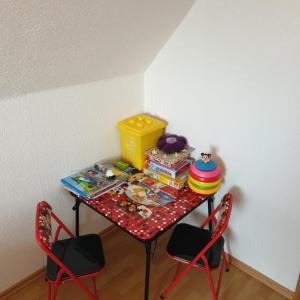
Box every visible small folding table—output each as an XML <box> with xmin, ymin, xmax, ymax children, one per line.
<box><xmin>70</xmin><ymin>186</ymin><xmax>213</xmax><ymax>300</ymax></box>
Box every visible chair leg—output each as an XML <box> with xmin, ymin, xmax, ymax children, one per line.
<box><xmin>216</xmin><ymin>256</ymin><xmax>225</xmax><ymax>297</ymax></box>
<box><xmin>48</xmin><ymin>281</ymin><xmax>52</xmax><ymax>300</ymax></box>
<box><xmin>92</xmin><ymin>277</ymin><xmax>98</xmax><ymax>299</ymax></box>
<box><xmin>222</xmin><ymin>250</ymin><xmax>230</xmax><ymax>272</ymax></box>
<box><xmin>160</xmin><ymin>263</ymin><xmax>192</xmax><ymax>299</ymax></box>
<box><xmin>206</xmin><ymin>269</ymin><xmax>218</xmax><ymax>300</ymax></box>
<box><xmin>51</xmin><ymin>281</ymin><xmax>59</xmax><ymax>300</ymax></box>
<box><xmin>172</xmin><ymin>263</ymin><xmax>181</xmax><ymax>282</ymax></box>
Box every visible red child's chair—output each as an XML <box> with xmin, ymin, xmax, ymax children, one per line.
<box><xmin>160</xmin><ymin>193</ymin><xmax>233</xmax><ymax>300</ymax></box>
<box><xmin>35</xmin><ymin>201</ymin><xmax>105</xmax><ymax>300</ymax></box>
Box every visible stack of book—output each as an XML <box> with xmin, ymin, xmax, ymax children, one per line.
<box><xmin>61</xmin><ymin>162</ymin><xmax>129</xmax><ymax>199</ymax></box>
<box><xmin>144</xmin><ymin>147</ymin><xmax>193</xmax><ymax>190</ymax></box>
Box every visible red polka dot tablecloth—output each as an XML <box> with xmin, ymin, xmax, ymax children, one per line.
<box><xmin>80</xmin><ymin>186</ymin><xmax>209</xmax><ymax>241</ymax></box>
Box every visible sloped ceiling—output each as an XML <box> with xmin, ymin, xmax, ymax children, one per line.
<box><xmin>0</xmin><ymin>0</ymin><xmax>196</xmax><ymax>98</ymax></box>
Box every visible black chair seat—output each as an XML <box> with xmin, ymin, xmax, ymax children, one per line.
<box><xmin>47</xmin><ymin>234</ymin><xmax>105</xmax><ymax>281</ymax></box>
<box><xmin>167</xmin><ymin>223</ymin><xmax>224</xmax><ymax>268</ymax></box>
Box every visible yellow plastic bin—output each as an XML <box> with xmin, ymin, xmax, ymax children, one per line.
<box><xmin>118</xmin><ymin>114</ymin><xmax>166</xmax><ymax>170</ymax></box>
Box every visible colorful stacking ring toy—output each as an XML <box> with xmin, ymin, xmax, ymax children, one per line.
<box><xmin>188</xmin><ymin>154</ymin><xmax>222</xmax><ymax>195</ymax></box>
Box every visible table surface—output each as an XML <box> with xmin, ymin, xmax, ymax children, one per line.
<box><xmin>78</xmin><ymin>185</ymin><xmax>209</xmax><ymax>242</ymax></box>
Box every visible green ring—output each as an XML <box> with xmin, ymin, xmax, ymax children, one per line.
<box><xmin>188</xmin><ymin>178</ymin><xmax>219</xmax><ymax>190</ymax></box>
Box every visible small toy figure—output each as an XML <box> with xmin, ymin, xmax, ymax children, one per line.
<box><xmin>106</xmin><ymin>169</ymin><xmax>116</xmax><ymax>180</ymax></box>
<box><xmin>201</xmin><ymin>153</ymin><xmax>211</xmax><ymax>164</ymax></box>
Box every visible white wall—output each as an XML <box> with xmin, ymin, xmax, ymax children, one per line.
<box><xmin>145</xmin><ymin>0</ymin><xmax>300</xmax><ymax>291</ymax></box>
<box><xmin>0</xmin><ymin>74</ymin><xmax>143</xmax><ymax>292</ymax></box>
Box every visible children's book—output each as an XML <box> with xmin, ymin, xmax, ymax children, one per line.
<box><xmin>145</xmin><ymin>147</ymin><xmax>193</xmax><ymax>169</ymax></box>
<box><xmin>61</xmin><ymin>162</ymin><xmax>129</xmax><ymax>199</ymax></box>
<box><xmin>143</xmin><ymin>168</ymin><xmax>189</xmax><ymax>190</ymax></box>
<box><xmin>145</xmin><ymin>159</ymin><xmax>192</xmax><ymax>179</ymax></box>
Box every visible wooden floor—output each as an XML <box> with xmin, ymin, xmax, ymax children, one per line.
<box><xmin>5</xmin><ymin>228</ymin><xmax>288</xmax><ymax>300</ymax></box>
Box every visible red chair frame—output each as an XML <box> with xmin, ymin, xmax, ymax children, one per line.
<box><xmin>160</xmin><ymin>193</ymin><xmax>233</xmax><ymax>300</ymax></box>
<box><xmin>35</xmin><ymin>201</ymin><xmax>104</xmax><ymax>300</ymax></box>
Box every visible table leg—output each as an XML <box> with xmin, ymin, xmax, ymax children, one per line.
<box><xmin>144</xmin><ymin>241</ymin><xmax>152</xmax><ymax>300</ymax></box>
<box><xmin>72</xmin><ymin>198</ymin><xmax>81</xmax><ymax>237</ymax></box>
<box><xmin>208</xmin><ymin>195</ymin><xmax>214</xmax><ymax>232</ymax></box>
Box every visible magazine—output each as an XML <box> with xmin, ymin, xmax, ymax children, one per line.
<box><xmin>61</xmin><ymin>162</ymin><xmax>129</xmax><ymax>199</ymax></box>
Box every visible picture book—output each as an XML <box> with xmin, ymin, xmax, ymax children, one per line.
<box><xmin>143</xmin><ymin>168</ymin><xmax>189</xmax><ymax>190</ymax></box>
<box><xmin>126</xmin><ymin>172</ymin><xmax>178</xmax><ymax>205</ymax></box>
<box><xmin>145</xmin><ymin>159</ymin><xmax>192</xmax><ymax>179</ymax></box>
<box><xmin>145</xmin><ymin>146</ymin><xmax>193</xmax><ymax>169</ymax></box>
<box><xmin>61</xmin><ymin>162</ymin><xmax>129</xmax><ymax>199</ymax></box>
<box><xmin>125</xmin><ymin>184</ymin><xmax>161</xmax><ymax>207</ymax></box>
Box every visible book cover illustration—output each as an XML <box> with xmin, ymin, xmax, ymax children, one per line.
<box><xmin>143</xmin><ymin>168</ymin><xmax>188</xmax><ymax>190</ymax></box>
<box><xmin>145</xmin><ymin>159</ymin><xmax>192</xmax><ymax>179</ymax></box>
<box><xmin>61</xmin><ymin>162</ymin><xmax>129</xmax><ymax>199</ymax></box>
<box><xmin>139</xmin><ymin>176</ymin><xmax>178</xmax><ymax>200</ymax></box>
<box><xmin>125</xmin><ymin>184</ymin><xmax>161</xmax><ymax>206</ymax></box>
<box><xmin>125</xmin><ymin>173</ymin><xmax>178</xmax><ymax>205</ymax></box>
<box><xmin>145</xmin><ymin>146</ymin><xmax>193</xmax><ymax>169</ymax></box>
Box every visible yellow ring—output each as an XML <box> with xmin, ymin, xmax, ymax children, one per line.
<box><xmin>188</xmin><ymin>180</ymin><xmax>221</xmax><ymax>195</ymax></box>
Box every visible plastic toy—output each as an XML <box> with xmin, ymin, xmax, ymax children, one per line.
<box><xmin>201</xmin><ymin>153</ymin><xmax>211</xmax><ymax>163</ymax></box>
<box><xmin>118</xmin><ymin>114</ymin><xmax>166</xmax><ymax>170</ymax></box>
<box><xmin>188</xmin><ymin>154</ymin><xmax>222</xmax><ymax>195</ymax></box>
<box><xmin>114</xmin><ymin>160</ymin><xmax>130</xmax><ymax>171</ymax></box>
<box><xmin>106</xmin><ymin>169</ymin><xmax>116</xmax><ymax>180</ymax></box>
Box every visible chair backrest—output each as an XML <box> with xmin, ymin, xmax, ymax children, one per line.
<box><xmin>35</xmin><ymin>201</ymin><xmax>74</xmax><ymax>253</ymax></box>
<box><xmin>35</xmin><ymin>201</ymin><xmax>53</xmax><ymax>250</ymax></box>
<box><xmin>212</xmin><ymin>193</ymin><xmax>232</xmax><ymax>238</ymax></box>
<box><xmin>194</xmin><ymin>193</ymin><xmax>233</xmax><ymax>264</ymax></box>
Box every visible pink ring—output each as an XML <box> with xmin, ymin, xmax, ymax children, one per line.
<box><xmin>189</xmin><ymin>171</ymin><xmax>221</xmax><ymax>183</ymax></box>
<box><xmin>190</xmin><ymin>164</ymin><xmax>221</xmax><ymax>178</ymax></box>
